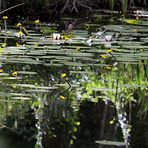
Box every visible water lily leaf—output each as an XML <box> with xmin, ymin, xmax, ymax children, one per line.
<box><xmin>11</xmin><ymin>97</ymin><xmax>30</xmax><ymax>100</ymax></box>
<box><xmin>95</xmin><ymin>140</ymin><xmax>126</xmax><ymax>146</ymax></box>
<box><xmin>67</xmin><ymin>53</ymin><xmax>94</xmax><ymax>57</ymax></box>
<box><xmin>92</xmin><ymin>88</ymin><xmax>116</xmax><ymax>92</ymax></box>
<box><xmin>0</xmin><ymin>92</ymin><xmax>31</xmax><ymax>97</ymax></box>
<box><xmin>69</xmin><ymin>71</ymin><xmax>94</xmax><ymax>74</ymax></box>
<box><xmin>0</xmin><ymin>77</ymin><xmax>22</xmax><ymax>80</ymax></box>
<box><xmin>16</xmin><ymin>71</ymin><xmax>37</xmax><ymax>74</ymax></box>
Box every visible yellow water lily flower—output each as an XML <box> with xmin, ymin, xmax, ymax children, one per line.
<box><xmin>12</xmin><ymin>71</ymin><xmax>17</xmax><ymax>76</ymax></box>
<box><xmin>18</xmin><ymin>31</ymin><xmax>23</xmax><ymax>35</ymax></box>
<box><xmin>0</xmin><ymin>43</ymin><xmax>6</xmax><ymax>54</ymax></box>
<box><xmin>63</xmin><ymin>34</ymin><xmax>73</xmax><ymax>40</ymax></box>
<box><xmin>0</xmin><ymin>69</ymin><xmax>3</xmax><ymax>73</ymax></box>
<box><xmin>106</xmin><ymin>49</ymin><xmax>112</xmax><ymax>53</ymax></box>
<box><xmin>64</xmin><ymin>36</ymin><xmax>70</xmax><ymax>40</ymax></box>
<box><xmin>125</xmin><ymin>19</ymin><xmax>138</xmax><ymax>25</ymax></box>
<box><xmin>35</xmin><ymin>19</ymin><xmax>40</xmax><ymax>24</ymax></box>
<box><xmin>109</xmin><ymin>118</ymin><xmax>115</xmax><ymax>125</ymax></box>
<box><xmin>101</xmin><ymin>55</ymin><xmax>107</xmax><ymax>59</ymax></box>
<box><xmin>1</xmin><ymin>43</ymin><xmax>6</xmax><ymax>48</ymax></box>
<box><xmin>76</xmin><ymin>47</ymin><xmax>80</xmax><ymax>52</ymax></box>
<box><xmin>35</xmin><ymin>83</ymin><xmax>38</xmax><ymax>86</ymax></box>
<box><xmin>16</xmin><ymin>42</ymin><xmax>21</xmax><ymax>46</ymax></box>
<box><xmin>12</xmin><ymin>84</ymin><xmax>17</xmax><ymax>88</ymax></box>
<box><xmin>59</xmin><ymin>95</ymin><xmax>65</xmax><ymax>100</ymax></box>
<box><xmin>17</xmin><ymin>23</ymin><xmax>22</xmax><ymax>27</ymax></box>
<box><xmin>61</xmin><ymin>73</ymin><xmax>66</xmax><ymax>78</ymax></box>
<box><xmin>3</xmin><ymin>16</ymin><xmax>8</xmax><ymax>20</ymax></box>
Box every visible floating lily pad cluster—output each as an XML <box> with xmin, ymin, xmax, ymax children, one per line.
<box><xmin>0</xmin><ymin>20</ymin><xmax>147</xmax><ymax>102</ymax></box>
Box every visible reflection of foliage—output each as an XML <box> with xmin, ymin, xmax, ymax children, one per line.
<box><xmin>0</xmin><ymin>60</ymin><xmax>80</xmax><ymax>147</ymax></box>
<box><xmin>32</xmin><ymin>92</ymin><xmax>79</xmax><ymax>148</ymax></box>
<box><xmin>0</xmin><ymin>101</ymin><xmax>36</xmax><ymax>143</ymax></box>
<box><xmin>78</xmin><ymin>62</ymin><xmax>147</xmax><ymax>146</ymax></box>
<box><xmin>81</xmin><ymin>62</ymin><xmax>147</xmax><ymax>113</ymax></box>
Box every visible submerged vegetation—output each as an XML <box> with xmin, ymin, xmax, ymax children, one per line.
<box><xmin>0</xmin><ymin>0</ymin><xmax>147</xmax><ymax>148</ymax></box>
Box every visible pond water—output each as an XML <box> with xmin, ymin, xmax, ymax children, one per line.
<box><xmin>0</xmin><ymin>15</ymin><xmax>147</xmax><ymax>148</ymax></box>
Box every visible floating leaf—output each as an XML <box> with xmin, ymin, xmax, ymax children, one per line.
<box><xmin>95</xmin><ymin>140</ymin><xmax>126</xmax><ymax>146</ymax></box>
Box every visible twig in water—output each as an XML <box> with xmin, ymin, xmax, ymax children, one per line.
<box><xmin>24</xmin><ymin>46</ymin><xmax>32</xmax><ymax>55</ymax></box>
<box><xmin>0</xmin><ymin>3</ymin><xmax>25</xmax><ymax>15</ymax></box>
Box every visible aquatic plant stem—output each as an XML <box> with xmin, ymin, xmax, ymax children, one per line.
<box><xmin>4</xmin><ymin>20</ymin><xmax>7</xmax><ymax>31</ymax></box>
<box><xmin>4</xmin><ymin>32</ymin><xmax>9</xmax><ymax>43</ymax></box>
<box><xmin>115</xmin><ymin>64</ymin><xmax>119</xmax><ymax>103</ymax></box>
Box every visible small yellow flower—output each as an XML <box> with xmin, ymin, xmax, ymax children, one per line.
<box><xmin>35</xmin><ymin>83</ymin><xmax>38</xmax><ymax>86</ymax></box>
<box><xmin>17</xmin><ymin>23</ymin><xmax>22</xmax><ymax>27</ymax></box>
<box><xmin>76</xmin><ymin>47</ymin><xmax>80</xmax><ymax>52</ymax></box>
<box><xmin>106</xmin><ymin>49</ymin><xmax>112</xmax><ymax>53</ymax></box>
<box><xmin>64</xmin><ymin>36</ymin><xmax>70</xmax><ymax>40</ymax></box>
<box><xmin>16</xmin><ymin>42</ymin><xmax>21</xmax><ymax>46</ymax></box>
<box><xmin>109</xmin><ymin>118</ymin><xmax>115</xmax><ymax>125</ymax></box>
<box><xmin>63</xmin><ymin>35</ymin><xmax>71</xmax><ymax>40</ymax></box>
<box><xmin>0</xmin><ymin>69</ymin><xmax>3</xmax><ymax>73</ymax></box>
<box><xmin>12</xmin><ymin>71</ymin><xmax>17</xmax><ymax>76</ymax></box>
<box><xmin>12</xmin><ymin>84</ymin><xmax>16</xmax><ymax>88</ymax></box>
<box><xmin>61</xmin><ymin>73</ymin><xmax>66</xmax><ymax>78</ymax></box>
<box><xmin>101</xmin><ymin>55</ymin><xmax>107</xmax><ymax>59</ymax></box>
<box><xmin>1</xmin><ymin>43</ymin><xmax>6</xmax><ymax>48</ymax></box>
<box><xmin>35</xmin><ymin>19</ymin><xmax>40</xmax><ymax>24</ymax></box>
<box><xmin>3</xmin><ymin>16</ymin><xmax>8</xmax><ymax>20</ymax></box>
<box><xmin>18</xmin><ymin>31</ymin><xmax>23</xmax><ymax>35</ymax></box>
<box><xmin>59</xmin><ymin>95</ymin><xmax>65</xmax><ymax>100</ymax></box>
<box><xmin>125</xmin><ymin>19</ymin><xmax>138</xmax><ymax>25</ymax></box>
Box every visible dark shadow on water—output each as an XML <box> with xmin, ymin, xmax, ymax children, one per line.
<box><xmin>0</xmin><ymin>129</ymin><xmax>35</xmax><ymax>148</ymax></box>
